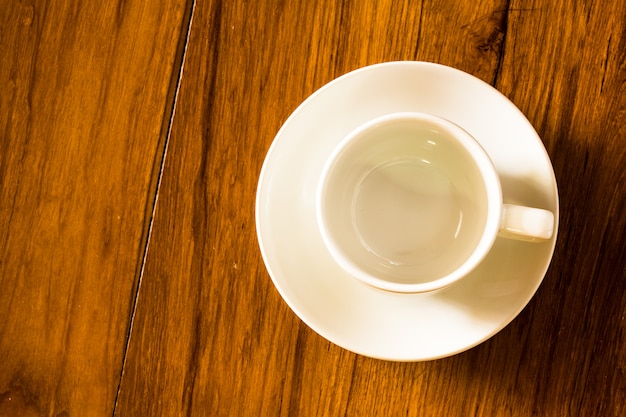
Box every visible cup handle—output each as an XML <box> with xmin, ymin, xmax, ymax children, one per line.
<box><xmin>498</xmin><ymin>204</ymin><xmax>555</xmax><ymax>241</ymax></box>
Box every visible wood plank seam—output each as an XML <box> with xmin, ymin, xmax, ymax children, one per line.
<box><xmin>111</xmin><ymin>1</ymin><xmax>198</xmax><ymax>415</ymax></box>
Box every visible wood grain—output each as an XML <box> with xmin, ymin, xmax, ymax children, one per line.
<box><xmin>114</xmin><ymin>0</ymin><xmax>618</xmax><ymax>416</ymax></box>
<box><xmin>2</xmin><ymin>0</ymin><xmax>624</xmax><ymax>415</ymax></box>
<box><xmin>0</xmin><ymin>0</ymin><xmax>190</xmax><ymax>415</ymax></box>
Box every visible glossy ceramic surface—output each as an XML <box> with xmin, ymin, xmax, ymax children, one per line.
<box><xmin>256</xmin><ymin>61</ymin><xmax>559</xmax><ymax>361</ymax></box>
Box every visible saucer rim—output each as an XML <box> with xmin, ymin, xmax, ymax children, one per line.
<box><xmin>256</xmin><ymin>61</ymin><xmax>559</xmax><ymax>361</ymax></box>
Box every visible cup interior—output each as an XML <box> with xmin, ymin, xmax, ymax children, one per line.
<box><xmin>317</xmin><ymin>113</ymin><xmax>499</xmax><ymax>292</ymax></box>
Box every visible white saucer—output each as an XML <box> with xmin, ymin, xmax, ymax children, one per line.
<box><xmin>256</xmin><ymin>62</ymin><xmax>559</xmax><ymax>361</ymax></box>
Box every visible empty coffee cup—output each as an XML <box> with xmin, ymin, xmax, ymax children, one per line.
<box><xmin>317</xmin><ymin>112</ymin><xmax>554</xmax><ymax>293</ymax></box>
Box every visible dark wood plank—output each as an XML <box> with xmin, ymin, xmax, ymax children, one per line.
<box><xmin>0</xmin><ymin>0</ymin><xmax>190</xmax><ymax>415</ymax></box>
<box><xmin>114</xmin><ymin>1</ymin><xmax>542</xmax><ymax>416</ymax></box>
<box><xmin>493</xmin><ymin>1</ymin><xmax>626</xmax><ymax>415</ymax></box>
<box><xmin>116</xmin><ymin>0</ymin><xmax>625</xmax><ymax>416</ymax></box>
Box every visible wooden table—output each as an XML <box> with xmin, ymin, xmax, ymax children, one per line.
<box><xmin>1</xmin><ymin>0</ymin><xmax>624</xmax><ymax>415</ymax></box>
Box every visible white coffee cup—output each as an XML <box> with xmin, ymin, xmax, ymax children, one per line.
<box><xmin>317</xmin><ymin>112</ymin><xmax>554</xmax><ymax>293</ymax></box>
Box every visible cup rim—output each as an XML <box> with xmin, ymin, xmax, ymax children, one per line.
<box><xmin>316</xmin><ymin>111</ymin><xmax>502</xmax><ymax>293</ymax></box>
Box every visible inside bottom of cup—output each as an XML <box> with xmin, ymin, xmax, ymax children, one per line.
<box><xmin>319</xmin><ymin>113</ymin><xmax>495</xmax><ymax>288</ymax></box>
<box><xmin>349</xmin><ymin>158</ymin><xmax>485</xmax><ymax>284</ymax></box>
